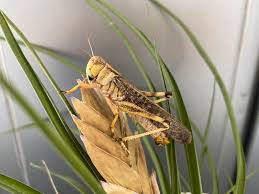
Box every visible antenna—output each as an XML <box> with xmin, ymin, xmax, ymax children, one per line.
<box><xmin>88</xmin><ymin>38</ymin><xmax>94</xmax><ymax>57</ymax></box>
<box><xmin>80</xmin><ymin>49</ymin><xmax>92</xmax><ymax>58</ymax></box>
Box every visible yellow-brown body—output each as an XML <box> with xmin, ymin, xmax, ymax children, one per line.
<box><xmin>85</xmin><ymin>56</ymin><xmax>192</xmax><ymax>145</ymax></box>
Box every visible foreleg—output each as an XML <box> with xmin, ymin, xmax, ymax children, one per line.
<box><xmin>62</xmin><ymin>81</ymin><xmax>97</xmax><ymax>95</ymax></box>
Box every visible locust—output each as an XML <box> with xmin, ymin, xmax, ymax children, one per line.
<box><xmin>63</xmin><ymin>56</ymin><xmax>192</xmax><ymax>145</ymax></box>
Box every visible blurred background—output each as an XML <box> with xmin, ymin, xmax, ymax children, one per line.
<box><xmin>0</xmin><ymin>0</ymin><xmax>258</xmax><ymax>193</ymax></box>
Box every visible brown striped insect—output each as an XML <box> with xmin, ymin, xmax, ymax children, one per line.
<box><xmin>63</xmin><ymin>56</ymin><xmax>192</xmax><ymax>145</ymax></box>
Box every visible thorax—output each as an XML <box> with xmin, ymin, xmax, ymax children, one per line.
<box><xmin>93</xmin><ymin>66</ymin><xmax>124</xmax><ymax>101</ymax></box>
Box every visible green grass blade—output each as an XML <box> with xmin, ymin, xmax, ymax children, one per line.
<box><xmin>226</xmin><ymin>172</ymin><xmax>234</xmax><ymax>189</ymax></box>
<box><xmin>201</xmin><ymin>81</ymin><xmax>216</xmax><ymax>164</ymax></box>
<box><xmin>149</xmin><ymin>1</ymin><xmax>246</xmax><ymax>193</ymax></box>
<box><xmin>191</xmin><ymin>121</ymin><xmax>219</xmax><ymax>194</ymax></box>
<box><xmin>1</xmin><ymin>121</ymin><xmax>78</xmax><ymax>137</ymax></box>
<box><xmin>157</xmin><ymin>51</ymin><xmax>180</xmax><ymax>194</ymax></box>
<box><xmin>0</xmin><ymin>11</ymin><xmax>101</xmax><ymax>180</ymax></box>
<box><xmin>180</xmin><ymin>173</ymin><xmax>190</xmax><ymax>192</ymax></box>
<box><xmin>30</xmin><ymin>45</ymin><xmax>85</xmax><ymax>74</ymax></box>
<box><xmin>0</xmin><ymin>110</ymin><xmax>69</xmax><ymax>135</ymax></box>
<box><xmin>0</xmin><ymin>122</ymin><xmax>48</xmax><ymax>135</ymax></box>
<box><xmin>207</xmin><ymin>150</ymin><xmax>219</xmax><ymax>194</ymax></box>
<box><xmin>137</xmin><ymin>126</ymin><xmax>169</xmax><ymax>193</ymax></box>
<box><xmin>30</xmin><ymin>163</ymin><xmax>87</xmax><ymax>194</ymax></box>
<box><xmin>1</xmin><ymin>12</ymin><xmax>100</xmax><ymax>179</ymax></box>
<box><xmin>225</xmin><ymin>169</ymin><xmax>259</xmax><ymax>194</ymax></box>
<box><xmin>3</xmin><ymin>12</ymin><xmax>74</xmax><ymax>114</ymax></box>
<box><xmin>204</xmin><ymin>80</ymin><xmax>216</xmax><ymax>141</ymax></box>
<box><xmin>0</xmin><ymin>36</ymin><xmax>84</xmax><ymax>74</ymax></box>
<box><xmin>0</xmin><ymin>71</ymin><xmax>105</xmax><ymax>193</ymax></box>
<box><xmin>189</xmin><ymin>80</ymin><xmax>219</xmax><ymax>194</ymax></box>
<box><xmin>160</xmin><ymin>62</ymin><xmax>202</xmax><ymax>194</ymax></box>
<box><xmin>166</xmin><ymin>142</ymin><xmax>180</xmax><ymax>194</ymax></box>
<box><xmin>0</xmin><ymin>173</ymin><xmax>41</xmax><ymax>194</ymax></box>
<box><xmin>200</xmin><ymin>80</ymin><xmax>216</xmax><ymax>163</ymax></box>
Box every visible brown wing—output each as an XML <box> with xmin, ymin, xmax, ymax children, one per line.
<box><xmin>113</xmin><ymin>76</ymin><xmax>171</xmax><ymax>120</ymax></box>
<box><xmin>113</xmin><ymin>76</ymin><xmax>192</xmax><ymax>144</ymax></box>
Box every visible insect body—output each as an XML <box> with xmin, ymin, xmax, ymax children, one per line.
<box><xmin>64</xmin><ymin>56</ymin><xmax>192</xmax><ymax>145</ymax></box>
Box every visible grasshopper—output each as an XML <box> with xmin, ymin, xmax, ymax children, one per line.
<box><xmin>64</xmin><ymin>56</ymin><xmax>192</xmax><ymax>145</ymax></box>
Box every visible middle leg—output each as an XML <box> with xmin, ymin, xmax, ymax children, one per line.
<box><xmin>122</xmin><ymin>126</ymin><xmax>169</xmax><ymax>142</ymax></box>
<box><xmin>141</xmin><ymin>91</ymin><xmax>172</xmax><ymax>104</ymax></box>
<box><xmin>141</xmin><ymin>91</ymin><xmax>172</xmax><ymax>98</ymax></box>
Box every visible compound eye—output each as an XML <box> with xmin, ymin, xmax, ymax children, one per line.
<box><xmin>88</xmin><ymin>75</ymin><xmax>94</xmax><ymax>81</ymax></box>
<box><xmin>87</xmin><ymin>75</ymin><xmax>94</xmax><ymax>81</ymax></box>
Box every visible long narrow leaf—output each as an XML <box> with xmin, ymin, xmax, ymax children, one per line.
<box><xmin>1</xmin><ymin>12</ymin><xmax>101</xmax><ymax>180</ymax></box>
<box><xmin>180</xmin><ymin>173</ymin><xmax>190</xmax><ymax>192</ymax></box>
<box><xmin>0</xmin><ymin>70</ymin><xmax>105</xmax><ymax>193</ymax></box>
<box><xmin>0</xmin><ymin>12</ymin><xmax>104</xmax><ymax>193</ymax></box>
<box><xmin>0</xmin><ymin>11</ymin><xmax>101</xmax><ymax>180</ymax></box>
<box><xmin>149</xmin><ymin>1</ymin><xmax>246</xmax><ymax>193</ymax></box>
<box><xmin>200</xmin><ymin>80</ymin><xmax>216</xmax><ymax>164</ymax></box>
<box><xmin>160</xmin><ymin>61</ymin><xmax>202</xmax><ymax>194</ymax></box>
<box><xmin>0</xmin><ymin>110</ymin><xmax>69</xmax><ymax>135</ymax></box>
<box><xmin>203</xmin><ymin>80</ymin><xmax>216</xmax><ymax>142</ymax></box>
<box><xmin>30</xmin><ymin>163</ymin><xmax>87</xmax><ymax>194</ymax></box>
<box><xmin>0</xmin><ymin>173</ymin><xmax>41</xmax><ymax>194</ymax></box>
<box><xmin>191</xmin><ymin>122</ymin><xmax>219</xmax><ymax>194</ymax></box>
<box><xmin>225</xmin><ymin>169</ymin><xmax>259</xmax><ymax>194</ymax></box>
<box><xmin>31</xmin><ymin>45</ymin><xmax>85</xmax><ymax>74</ymax></box>
<box><xmin>3</xmin><ymin>13</ymin><xmax>75</xmax><ymax>114</ymax></box>
<box><xmin>137</xmin><ymin>126</ymin><xmax>169</xmax><ymax>193</ymax></box>
<box><xmin>156</xmin><ymin>47</ymin><xmax>180</xmax><ymax>194</ymax></box>
<box><xmin>0</xmin><ymin>36</ymin><xmax>84</xmax><ymax>74</ymax></box>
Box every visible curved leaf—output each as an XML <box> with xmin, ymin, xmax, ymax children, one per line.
<box><xmin>149</xmin><ymin>1</ymin><xmax>246</xmax><ymax>193</ymax></box>
<box><xmin>30</xmin><ymin>163</ymin><xmax>87</xmax><ymax>194</ymax></box>
<box><xmin>0</xmin><ymin>173</ymin><xmax>41</xmax><ymax>194</ymax></box>
<box><xmin>0</xmin><ymin>12</ymin><xmax>105</xmax><ymax>193</ymax></box>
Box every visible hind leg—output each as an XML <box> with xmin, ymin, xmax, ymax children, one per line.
<box><xmin>122</xmin><ymin>126</ymin><xmax>169</xmax><ymax>142</ymax></box>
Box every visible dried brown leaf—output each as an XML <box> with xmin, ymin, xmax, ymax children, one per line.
<box><xmin>71</xmin><ymin>97</ymin><xmax>112</xmax><ymax>136</ymax></box>
<box><xmin>72</xmin><ymin>115</ymin><xmax>130</xmax><ymax>165</ymax></box>
<box><xmin>79</xmin><ymin>79</ymin><xmax>113</xmax><ymax>119</ymax></box>
<box><xmin>150</xmin><ymin>172</ymin><xmax>160</xmax><ymax>194</ymax></box>
<box><xmin>71</xmin><ymin>85</ymin><xmax>159</xmax><ymax>194</ymax></box>
<box><xmin>101</xmin><ymin>181</ymin><xmax>138</xmax><ymax>194</ymax></box>
<box><xmin>83</xmin><ymin>136</ymin><xmax>142</xmax><ymax>192</ymax></box>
